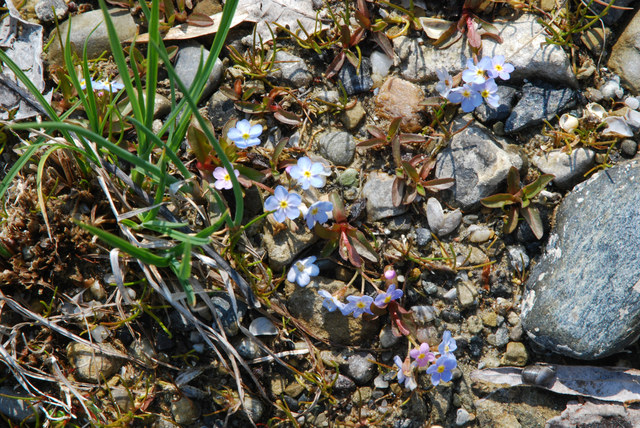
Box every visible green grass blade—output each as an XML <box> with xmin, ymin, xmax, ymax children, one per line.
<box><xmin>74</xmin><ymin>220</ymin><xmax>171</xmax><ymax>267</ymax></box>
<box><xmin>0</xmin><ymin>143</ymin><xmax>42</xmax><ymax>201</ymax></box>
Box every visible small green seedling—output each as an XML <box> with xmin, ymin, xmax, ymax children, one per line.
<box><xmin>481</xmin><ymin>167</ymin><xmax>554</xmax><ymax>239</ymax></box>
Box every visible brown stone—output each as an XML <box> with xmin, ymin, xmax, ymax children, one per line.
<box><xmin>374</xmin><ymin>77</ymin><xmax>425</xmax><ymax>132</ymax></box>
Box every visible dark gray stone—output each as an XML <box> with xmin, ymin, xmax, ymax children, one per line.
<box><xmin>337</xmin><ymin>58</ymin><xmax>373</xmax><ymax>95</ymax></box>
<box><xmin>415</xmin><ymin>227</ymin><xmax>432</xmax><ymax>246</ymax></box>
<box><xmin>346</xmin><ymin>352</ymin><xmax>377</xmax><ymax>385</ymax></box>
<box><xmin>210</xmin><ymin>292</ymin><xmax>248</xmax><ymax>336</ymax></box>
<box><xmin>521</xmin><ymin>159</ymin><xmax>640</xmax><ymax>359</ymax></box>
<box><xmin>0</xmin><ymin>387</ymin><xmax>39</xmax><ymax>422</ymax></box>
<box><xmin>621</xmin><ymin>139</ymin><xmax>638</xmax><ymax>157</ymax></box>
<box><xmin>473</xmin><ymin>85</ymin><xmax>517</xmax><ymax>123</ymax></box>
<box><xmin>333</xmin><ymin>374</ymin><xmax>356</xmax><ymax>393</ymax></box>
<box><xmin>435</xmin><ymin>123</ymin><xmax>525</xmax><ymax>210</ymax></box>
<box><xmin>174</xmin><ymin>42</ymin><xmax>224</xmax><ymax>99</ymax></box>
<box><xmin>505</xmin><ymin>82</ymin><xmax>578</xmax><ymax>133</ymax></box>
<box><xmin>206</xmin><ymin>90</ymin><xmax>237</xmax><ymax>128</ymax></box>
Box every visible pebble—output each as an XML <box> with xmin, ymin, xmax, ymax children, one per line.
<box><xmin>501</xmin><ymin>342</ymin><xmax>528</xmax><ymax>367</ymax></box>
<box><xmin>242</xmin><ymin>395</ymin><xmax>265</xmax><ymax>422</ymax></box>
<box><xmin>608</xmin><ymin>10</ymin><xmax>640</xmax><ymax>94</ymax></box>
<box><xmin>67</xmin><ymin>343</ymin><xmax>123</xmax><ymax>383</ymax></box>
<box><xmin>505</xmin><ymin>81</ymin><xmax>578</xmax><ymax>133</ymax></box>
<box><xmin>340</xmin><ymin>101</ymin><xmax>366</xmax><ymax>130</ymax></box>
<box><xmin>379</xmin><ymin>325</ymin><xmax>401</xmax><ymax>348</ymax></box>
<box><xmin>174</xmin><ymin>43</ymin><xmax>224</xmax><ymax>99</ymax></box>
<box><xmin>338</xmin><ymin>168</ymin><xmax>358</xmax><ymax>187</ymax></box>
<box><xmin>210</xmin><ymin>292</ymin><xmax>248</xmax><ymax>336</ymax></box>
<box><xmin>414</xmin><ymin>227</ymin><xmax>432</xmax><ymax>246</ymax></box>
<box><xmin>370</xmin><ymin>51</ymin><xmax>394</xmax><ymax>84</ymax></box>
<box><xmin>412</xmin><ymin>305</ymin><xmax>438</xmax><ymax>324</ymax></box>
<box><xmin>273</xmin><ymin>50</ymin><xmax>312</xmax><ymax>87</ymax></box>
<box><xmin>346</xmin><ymin>352</ymin><xmax>378</xmax><ymax>385</ymax></box>
<box><xmin>35</xmin><ymin>0</ymin><xmax>68</xmax><ymax>22</ymax></box>
<box><xmin>435</xmin><ymin>123</ymin><xmax>525</xmax><ymax>210</ymax></box>
<box><xmin>507</xmin><ymin>245</ymin><xmax>530</xmax><ymax>272</ymax></box>
<box><xmin>374</xmin><ymin>77</ymin><xmax>425</xmax><ymax>132</ymax></box>
<box><xmin>443</xmin><ymin>288</ymin><xmax>457</xmax><ymax>301</ymax></box>
<box><xmin>111</xmin><ymin>387</ymin><xmax>133</xmax><ymax>413</ymax></box>
<box><xmin>337</xmin><ymin>58</ymin><xmax>373</xmax><ymax>95</ymax></box>
<box><xmin>621</xmin><ymin>139</ymin><xmax>638</xmax><ymax>157</ymax></box>
<box><xmin>373</xmin><ymin>374</ymin><xmax>389</xmax><ymax>389</ymax></box>
<box><xmin>532</xmin><ymin>148</ymin><xmax>595</xmax><ymax>190</ymax></box>
<box><xmin>467</xmin><ymin>315</ymin><xmax>484</xmax><ymax>334</ymax></box>
<box><xmin>467</xmin><ymin>225</ymin><xmax>493</xmax><ymax>243</ymax></box>
<box><xmin>317</xmin><ymin>130</ymin><xmax>356</xmax><ymax>166</ymax></box>
<box><xmin>456</xmin><ymin>408</ymin><xmax>471</xmax><ymax>426</ymax></box>
<box><xmin>473</xmin><ymin>85</ymin><xmax>517</xmax><ymax>124</ymax></box>
<box><xmin>333</xmin><ymin>374</ymin><xmax>356</xmax><ymax>393</ymax></box>
<box><xmin>206</xmin><ymin>90</ymin><xmax>237</xmax><ymax>128</ymax></box>
<box><xmin>487</xmin><ymin>327</ymin><xmax>510</xmax><ymax>348</ymax></box>
<box><xmin>522</xmin><ymin>160</ymin><xmax>640</xmax><ymax>359</ymax></box>
<box><xmin>481</xmin><ymin>310</ymin><xmax>498</xmax><ymax>328</ymax></box>
<box><xmin>48</xmin><ymin>9</ymin><xmax>137</xmax><ymax>65</ymax></box>
<box><xmin>170</xmin><ymin>395</ymin><xmax>200</xmax><ymax>425</ymax></box>
<box><xmin>457</xmin><ymin>281</ymin><xmax>477</xmax><ymax>309</ymax></box>
<box><xmin>235</xmin><ymin>337</ymin><xmax>263</xmax><ymax>359</ymax></box>
<box><xmin>362</xmin><ymin>172</ymin><xmax>409</xmax><ymax>221</ymax></box>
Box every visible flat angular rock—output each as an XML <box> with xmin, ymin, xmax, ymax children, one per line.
<box><xmin>505</xmin><ymin>82</ymin><xmax>577</xmax><ymax>133</ymax></box>
<box><xmin>337</xmin><ymin>58</ymin><xmax>373</xmax><ymax>95</ymax></box>
<box><xmin>532</xmin><ymin>148</ymin><xmax>595</xmax><ymax>190</ymax></box>
<box><xmin>272</xmin><ymin>50</ymin><xmax>312</xmax><ymax>87</ymax></box>
<box><xmin>362</xmin><ymin>172</ymin><xmax>408</xmax><ymax>221</ymax></box>
<box><xmin>286</xmin><ymin>277</ymin><xmax>380</xmax><ymax>345</ymax></box>
<box><xmin>395</xmin><ymin>14</ymin><xmax>576</xmax><ymax>86</ymax></box>
<box><xmin>262</xmin><ymin>220</ymin><xmax>317</xmax><ymax>271</ymax></box>
<box><xmin>608</xmin><ymin>8</ymin><xmax>640</xmax><ymax>94</ymax></box>
<box><xmin>521</xmin><ymin>159</ymin><xmax>640</xmax><ymax>359</ymax></box>
<box><xmin>435</xmin><ymin>123</ymin><xmax>524</xmax><ymax>210</ymax></box>
<box><xmin>473</xmin><ymin>85</ymin><xmax>517</xmax><ymax>124</ymax></box>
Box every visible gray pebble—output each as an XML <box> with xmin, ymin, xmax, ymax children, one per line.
<box><xmin>379</xmin><ymin>325</ymin><xmax>401</xmax><ymax>348</ymax></box>
<box><xmin>415</xmin><ymin>227</ymin><xmax>432</xmax><ymax>246</ymax></box>
<box><xmin>456</xmin><ymin>408</ymin><xmax>471</xmax><ymax>426</ymax></box>
<box><xmin>621</xmin><ymin>139</ymin><xmax>638</xmax><ymax>157</ymax></box>
<box><xmin>35</xmin><ymin>0</ymin><xmax>68</xmax><ymax>22</ymax></box>
<box><xmin>317</xmin><ymin>131</ymin><xmax>356</xmax><ymax>166</ymax></box>
<box><xmin>346</xmin><ymin>352</ymin><xmax>377</xmax><ymax>385</ymax></box>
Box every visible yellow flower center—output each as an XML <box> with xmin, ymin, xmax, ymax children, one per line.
<box><xmin>296</xmin><ymin>261</ymin><xmax>305</xmax><ymax>271</ymax></box>
<box><xmin>481</xmin><ymin>89</ymin><xmax>490</xmax><ymax>98</ymax></box>
<box><xmin>437</xmin><ymin>365</ymin><xmax>445</xmax><ymax>373</ymax></box>
<box><xmin>303</xmin><ymin>170</ymin><xmax>312</xmax><ymax>178</ymax></box>
<box><xmin>418</xmin><ymin>353</ymin><xmax>425</xmax><ymax>359</ymax></box>
<box><xmin>242</xmin><ymin>133</ymin><xmax>250</xmax><ymax>140</ymax></box>
<box><xmin>495</xmin><ymin>64</ymin><xmax>503</xmax><ymax>71</ymax></box>
<box><xmin>356</xmin><ymin>301</ymin><xmax>366</xmax><ymax>309</ymax></box>
<box><xmin>445</xmin><ymin>345</ymin><xmax>450</xmax><ymax>353</ymax></box>
<box><xmin>311</xmin><ymin>207</ymin><xmax>319</xmax><ymax>215</ymax></box>
<box><xmin>475</xmin><ymin>69</ymin><xmax>484</xmax><ymax>77</ymax></box>
<box><xmin>462</xmin><ymin>90</ymin><xmax>471</xmax><ymax>98</ymax></box>
<box><xmin>224</xmin><ymin>173</ymin><xmax>231</xmax><ymax>181</ymax></box>
<box><xmin>279</xmin><ymin>200</ymin><xmax>289</xmax><ymax>209</ymax></box>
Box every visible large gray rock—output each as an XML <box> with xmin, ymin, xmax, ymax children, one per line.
<box><xmin>0</xmin><ymin>386</ymin><xmax>39</xmax><ymax>422</ymax></box>
<box><xmin>532</xmin><ymin>148</ymin><xmax>595</xmax><ymax>190</ymax></box>
<box><xmin>608</xmin><ymin>8</ymin><xmax>640</xmax><ymax>94</ymax></box>
<box><xmin>395</xmin><ymin>14</ymin><xmax>576</xmax><ymax>86</ymax></box>
<box><xmin>286</xmin><ymin>277</ymin><xmax>380</xmax><ymax>345</ymax></box>
<box><xmin>362</xmin><ymin>172</ymin><xmax>408</xmax><ymax>221</ymax></box>
<box><xmin>317</xmin><ymin>130</ymin><xmax>356</xmax><ymax>166</ymax></box>
<box><xmin>435</xmin><ymin>123</ymin><xmax>525</xmax><ymax>210</ymax></box>
<box><xmin>521</xmin><ymin>159</ymin><xmax>640</xmax><ymax>359</ymax></box>
<box><xmin>504</xmin><ymin>81</ymin><xmax>577</xmax><ymax>133</ymax></box>
<box><xmin>48</xmin><ymin>9</ymin><xmax>137</xmax><ymax>66</ymax></box>
<box><xmin>174</xmin><ymin>42</ymin><xmax>224</xmax><ymax>99</ymax></box>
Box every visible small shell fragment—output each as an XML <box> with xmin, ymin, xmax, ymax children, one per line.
<box><xmin>559</xmin><ymin>113</ymin><xmax>579</xmax><ymax>133</ymax></box>
<box><xmin>249</xmin><ymin>317</ymin><xmax>278</xmax><ymax>336</ymax></box>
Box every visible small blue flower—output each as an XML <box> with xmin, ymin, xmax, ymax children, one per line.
<box><xmin>462</xmin><ymin>57</ymin><xmax>491</xmax><ymax>84</ymax></box>
<box><xmin>474</xmin><ymin>78</ymin><xmax>500</xmax><ymax>108</ymax></box>
<box><xmin>394</xmin><ymin>355</ymin><xmax>418</xmax><ymax>391</ymax></box>
<box><xmin>98</xmin><ymin>78</ymin><xmax>124</xmax><ymax>93</ymax></box>
<box><xmin>227</xmin><ymin>119</ymin><xmax>263</xmax><ymax>149</ymax></box>
<box><xmin>448</xmin><ymin>84</ymin><xmax>483</xmax><ymax>113</ymax></box>
<box><xmin>373</xmin><ymin>283</ymin><xmax>403</xmax><ymax>308</ymax></box>
<box><xmin>438</xmin><ymin>330</ymin><xmax>458</xmax><ymax>355</ymax></box>
<box><xmin>426</xmin><ymin>354</ymin><xmax>457</xmax><ymax>386</ymax></box>
<box><xmin>487</xmin><ymin>55</ymin><xmax>515</xmax><ymax>80</ymax></box>
<box><xmin>264</xmin><ymin>185</ymin><xmax>302</xmax><ymax>223</ymax></box>
<box><xmin>289</xmin><ymin>157</ymin><xmax>330</xmax><ymax>190</ymax></box>
<box><xmin>305</xmin><ymin>201</ymin><xmax>333</xmax><ymax>229</ymax></box>
<box><xmin>340</xmin><ymin>295</ymin><xmax>374</xmax><ymax>318</ymax></box>
<box><xmin>287</xmin><ymin>256</ymin><xmax>319</xmax><ymax>287</ymax></box>
<box><xmin>318</xmin><ymin>289</ymin><xmax>344</xmax><ymax>312</ymax></box>
<box><xmin>435</xmin><ymin>67</ymin><xmax>453</xmax><ymax>98</ymax></box>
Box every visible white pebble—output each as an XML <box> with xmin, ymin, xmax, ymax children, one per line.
<box><xmin>370</xmin><ymin>51</ymin><xmax>394</xmax><ymax>78</ymax></box>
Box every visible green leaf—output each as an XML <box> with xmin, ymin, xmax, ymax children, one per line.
<box><xmin>74</xmin><ymin>220</ymin><xmax>171</xmax><ymax>267</ymax></box>
<box><xmin>481</xmin><ymin>193</ymin><xmax>517</xmax><ymax>208</ymax></box>
<box><xmin>506</xmin><ymin>166</ymin><xmax>520</xmax><ymax>195</ymax></box>
<box><xmin>401</xmin><ymin>161</ymin><xmax>420</xmax><ymax>182</ymax></box>
<box><xmin>522</xmin><ymin>174</ymin><xmax>555</xmax><ymax>200</ymax></box>
<box><xmin>505</xmin><ymin>206</ymin><xmax>519</xmax><ymax>234</ymax></box>
<box><xmin>142</xmin><ymin>222</ymin><xmax>210</xmax><ymax>246</ymax></box>
<box><xmin>521</xmin><ymin>206</ymin><xmax>544</xmax><ymax>240</ymax></box>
